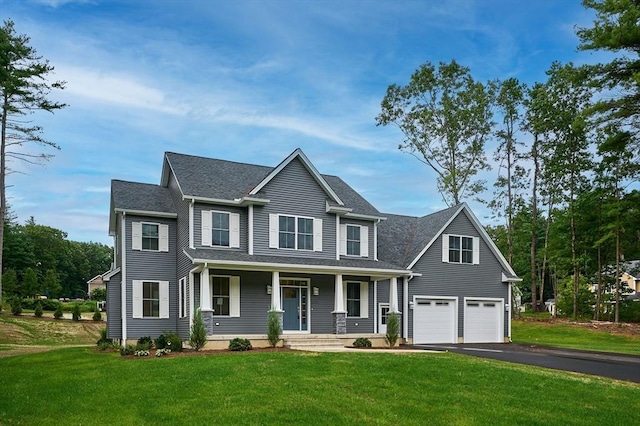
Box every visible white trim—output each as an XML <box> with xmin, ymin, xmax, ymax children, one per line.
<box><xmin>101</xmin><ymin>267</ymin><xmax>121</xmax><ymax>282</ymax></box>
<box><xmin>463</xmin><ymin>297</ymin><xmax>504</xmax><ymax>343</ymax></box>
<box><xmin>472</xmin><ymin>236</ymin><xmax>480</xmax><ymax>265</ymax></box>
<box><xmin>269</xmin><ymin>214</ymin><xmax>278</xmax><ymax>248</ymax></box>
<box><xmin>114</xmin><ymin>208</ymin><xmax>177</xmax><ymax>219</ymax></box>
<box><xmin>179</xmin><ymin>277</ymin><xmax>187</xmax><ymax>318</ymax></box>
<box><xmin>120</xmin><ymin>213</ymin><xmax>127</xmax><ymax>344</ymax></box>
<box><xmin>159</xmin><ymin>224</ymin><xmax>169</xmax><ymax>252</ymax></box>
<box><xmin>201</xmin><ymin>268</ymin><xmax>211</xmax><ymax>311</ymax></box>
<box><xmin>373</xmin><ymin>280</ymin><xmax>378</xmax><ymax>332</ymax></box>
<box><xmin>361</xmin><ymin>225</ymin><xmax>369</xmax><ymax>258</ymax></box>
<box><xmin>378</xmin><ymin>302</ymin><xmax>389</xmax><ymax>334</ymax></box>
<box><xmin>339</xmin><ymin>224</ymin><xmax>347</xmax><ymax>255</ymax></box>
<box><xmin>412</xmin><ymin>295</ymin><xmax>458</xmax><ymax>344</ymax></box>
<box><xmin>189</xmin><ymin>200</ymin><xmax>194</xmax><ymax>249</ymax></box>
<box><xmin>132</xmin><ymin>222</ymin><xmax>142</xmax><ymax>251</ymax></box>
<box><xmin>209</xmin><ymin>274</ymin><xmax>240</xmax><ymax>317</ymax></box>
<box><xmin>229</xmin><ymin>213</ymin><xmax>240</xmax><ymax>248</ymax></box>
<box><xmin>181</xmin><ymin>195</ymin><xmax>270</xmax><ymax>206</ymax></box>
<box><xmin>189</xmin><ymin>270</ymin><xmax>195</xmax><ymax>326</ymax></box>
<box><xmin>444</xmin><ymin>234</ymin><xmax>476</xmax><ymax>265</ymax></box>
<box><xmin>333</xmin><ymin>274</ymin><xmax>346</xmax><ymax>313</ymax></box>
<box><xmin>502</xmin><ymin>272</ymin><xmax>523</xmax><ymax>282</ymax></box>
<box><xmin>403</xmin><ymin>276</ymin><xmax>409</xmax><ymax>339</ymax></box>
<box><xmin>343</xmin><ymin>281</ymin><xmax>369</xmax><ymax>318</ymax></box>
<box><xmin>271</xmin><ymin>271</ymin><xmax>281</xmax><ymax>311</ymax></box>
<box><xmin>441</xmin><ymin>233</ymin><xmax>449</xmax><ymax>263</ymax></box>
<box><xmin>508</xmin><ymin>284</ymin><xmax>512</xmax><ymax>340</ymax></box>
<box><xmin>201</xmin><ymin>210</ymin><xmax>212</xmax><ymax>246</ymax></box>
<box><xmin>313</xmin><ymin>218</ymin><xmax>323</xmax><ymax>252</ymax></box>
<box><xmin>249</xmin><ymin>148</ymin><xmax>344</xmax><ymax>205</ymax></box>
<box><xmin>389</xmin><ymin>277</ymin><xmax>400</xmax><ymax>314</ymax></box>
<box><xmin>335</xmin><ymin>215</ymin><xmax>340</xmax><ymax>260</ymax></box>
<box><xmin>373</xmin><ymin>220</ymin><xmax>378</xmax><ymax>261</ymax></box>
<box><xmin>274</xmin><ymin>213</ymin><xmax>320</xmax><ymax>251</ymax></box>
<box><xmin>248</xmin><ymin>204</ymin><xmax>254</xmax><ymax>255</ymax></box>
<box><xmin>343</xmin><ymin>212</ymin><xmax>387</xmax><ymax>221</ymax></box>
<box><xmin>159</xmin><ymin>280</ymin><xmax>169</xmax><ymax>318</ymax></box>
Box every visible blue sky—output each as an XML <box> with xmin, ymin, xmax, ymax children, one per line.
<box><xmin>1</xmin><ymin>0</ymin><xmax>602</xmax><ymax>245</ymax></box>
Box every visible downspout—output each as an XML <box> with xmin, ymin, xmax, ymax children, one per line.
<box><xmin>374</xmin><ymin>219</ymin><xmax>380</xmax><ymax>261</ymax></box>
<box><xmin>189</xmin><ymin>199</ymin><xmax>195</xmax><ymax>249</ymax></box>
<box><xmin>373</xmin><ymin>280</ymin><xmax>378</xmax><ymax>333</ymax></box>
<box><xmin>404</xmin><ymin>274</ymin><xmax>413</xmax><ymax>341</ymax></box>
<box><xmin>248</xmin><ymin>204</ymin><xmax>254</xmax><ymax>255</ymax></box>
<box><xmin>120</xmin><ymin>212</ymin><xmax>127</xmax><ymax>346</ymax></box>
<box><xmin>508</xmin><ymin>281</ymin><xmax>512</xmax><ymax>342</ymax></box>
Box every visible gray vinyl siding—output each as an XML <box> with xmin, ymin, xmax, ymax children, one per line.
<box><xmin>253</xmin><ymin>157</ymin><xmax>337</xmax><ymax>260</ymax></box>
<box><xmin>408</xmin><ymin>211</ymin><xmax>509</xmax><ymax>340</ymax></box>
<box><xmin>106</xmin><ymin>272</ymin><xmax>122</xmax><ymax>339</ymax></box>
<box><xmin>125</xmin><ymin>214</ymin><xmax>178</xmax><ymax>340</ymax></box>
<box><xmin>193</xmin><ymin>203</ymin><xmax>248</xmax><ymax>252</ymax></box>
<box><xmin>341</xmin><ymin>218</ymin><xmax>375</xmax><ymax>260</ymax></box>
<box><xmin>167</xmin><ymin>172</ymin><xmax>193</xmax><ymax>338</ymax></box>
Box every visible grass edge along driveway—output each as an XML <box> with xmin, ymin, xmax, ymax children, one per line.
<box><xmin>1</xmin><ymin>347</ymin><xmax>639</xmax><ymax>425</ymax></box>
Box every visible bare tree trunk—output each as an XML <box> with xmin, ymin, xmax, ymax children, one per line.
<box><xmin>0</xmin><ymin>95</ymin><xmax>7</xmax><ymax>309</ymax></box>
<box><xmin>596</xmin><ymin>245</ymin><xmax>602</xmax><ymax>321</ymax></box>
<box><xmin>615</xmin><ymin>192</ymin><xmax>621</xmax><ymax>323</ymax></box>
<box><xmin>530</xmin><ymin>135</ymin><xmax>539</xmax><ymax>313</ymax></box>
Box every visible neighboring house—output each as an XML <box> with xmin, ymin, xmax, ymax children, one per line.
<box><xmin>105</xmin><ymin>149</ymin><xmax>520</xmax><ymax>347</ymax></box>
<box><xmin>87</xmin><ymin>274</ymin><xmax>106</xmax><ymax>295</ymax></box>
<box><xmin>590</xmin><ymin>260</ymin><xmax>640</xmax><ymax>301</ymax></box>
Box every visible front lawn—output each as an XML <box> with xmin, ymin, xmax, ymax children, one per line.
<box><xmin>512</xmin><ymin>319</ymin><xmax>640</xmax><ymax>354</ymax></box>
<box><xmin>0</xmin><ymin>348</ymin><xmax>638</xmax><ymax>425</ymax></box>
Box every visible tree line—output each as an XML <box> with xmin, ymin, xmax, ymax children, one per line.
<box><xmin>377</xmin><ymin>0</ymin><xmax>640</xmax><ymax>321</ymax></box>
<box><xmin>2</xmin><ymin>213</ymin><xmax>112</xmax><ymax>300</ymax></box>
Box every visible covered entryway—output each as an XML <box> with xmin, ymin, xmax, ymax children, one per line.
<box><xmin>413</xmin><ymin>297</ymin><xmax>457</xmax><ymax>344</ymax></box>
<box><xmin>463</xmin><ymin>298</ymin><xmax>504</xmax><ymax>343</ymax></box>
<box><xmin>281</xmin><ymin>279</ymin><xmax>309</xmax><ymax>332</ymax></box>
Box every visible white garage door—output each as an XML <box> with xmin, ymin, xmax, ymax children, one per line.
<box><xmin>464</xmin><ymin>299</ymin><xmax>503</xmax><ymax>343</ymax></box>
<box><xmin>413</xmin><ymin>298</ymin><xmax>456</xmax><ymax>344</ymax></box>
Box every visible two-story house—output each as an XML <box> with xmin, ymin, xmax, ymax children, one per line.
<box><xmin>105</xmin><ymin>149</ymin><xmax>520</xmax><ymax>347</ymax></box>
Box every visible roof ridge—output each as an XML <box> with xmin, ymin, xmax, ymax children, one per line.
<box><xmin>165</xmin><ymin>151</ymin><xmax>273</xmax><ymax>169</ymax></box>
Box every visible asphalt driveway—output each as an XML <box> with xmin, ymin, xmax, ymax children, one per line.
<box><xmin>411</xmin><ymin>343</ymin><xmax>640</xmax><ymax>383</ymax></box>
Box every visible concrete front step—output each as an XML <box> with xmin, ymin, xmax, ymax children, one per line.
<box><xmin>284</xmin><ymin>338</ymin><xmax>346</xmax><ymax>350</ymax></box>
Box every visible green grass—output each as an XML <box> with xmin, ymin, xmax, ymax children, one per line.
<box><xmin>512</xmin><ymin>320</ymin><xmax>640</xmax><ymax>354</ymax></box>
<box><xmin>0</xmin><ymin>348</ymin><xmax>639</xmax><ymax>425</ymax></box>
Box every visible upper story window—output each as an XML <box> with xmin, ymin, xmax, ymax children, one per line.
<box><xmin>270</xmin><ymin>214</ymin><xmax>322</xmax><ymax>252</ymax></box>
<box><xmin>442</xmin><ymin>234</ymin><xmax>479</xmax><ymax>265</ymax></box>
<box><xmin>339</xmin><ymin>223</ymin><xmax>368</xmax><ymax>258</ymax></box>
<box><xmin>201</xmin><ymin>210</ymin><xmax>240</xmax><ymax>248</ymax></box>
<box><xmin>132</xmin><ymin>222</ymin><xmax>169</xmax><ymax>252</ymax></box>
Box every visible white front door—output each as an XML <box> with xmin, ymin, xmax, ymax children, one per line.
<box><xmin>378</xmin><ymin>303</ymin><xmax>389</xmax><ymax>334</ymax></box>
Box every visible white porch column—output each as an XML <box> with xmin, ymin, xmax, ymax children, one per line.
<box><xmin>333</xmin><ymin>274</ymin><xmax>346</xmax><ymax>313</ymax></box>
<box><xmin>271</xmin><ymin>271</ymin><xmax>281</xmax><ymax>311</ymax></box>
<box><xmin>201</xmin><ymin>267</ymin><xmax>211</xmax><ymax>310</ymax></box>
<box><xmin>389</xmin><ymin>276</ymin><xmax>400</xmax><ymax>313</ymax></box>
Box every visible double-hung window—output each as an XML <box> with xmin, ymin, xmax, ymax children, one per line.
<box><xmin>142</xmin><ymin>223</ymin><xmax>159</xmax><ymax>251</ymax></box>
<box><xmin>143</xmin><ymin>281</ymin><xmax>160</xmax><ymax>317</ymax></box>
<box><xmin>443</xmin><ymin>234</ymin><xmax>478</xmax><ymax>264</ymax></box>
<box><xmin>346</xmin><ymin>282</ymin><xmax>361</xmax><ymax>317</ymax></box>
<box><xmin>212</xmin><ymin>276</ymin><xmax>230</xmax><ymax>316</ymax></box>
<box><xmin>132</xmin><ymin>280</ymin><xmax>169</xmax><ymax>319</ymax></box>
<box><xmin>346</xmin><ymin>225</ymin><xmax>360</xmax><ymax>256</ymax></box>
<box><xmin>273</xmin><ymin>215</ymin><xmax>320</xmax><ymax>251</ymax></box>
<box><xmin>212</xmin><ymin>212</ymin><xmax>230</xmax><ymax>246</ymax></box>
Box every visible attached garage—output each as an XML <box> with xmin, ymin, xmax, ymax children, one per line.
<box><xmin>463</xmin><ymin>298</ymin><xmax>504</xmax><ymax>343</ymax></box>
<box><xmin>413</xmin><ymin>297</ymin><xmax>457</xmax><ymax>344</ymax></box>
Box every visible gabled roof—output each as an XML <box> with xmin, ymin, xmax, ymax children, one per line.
<box><xmin>378</xmin><ymin>203</ymin><xmax>519</xmax><ymax>280</ymax></box>
<box><xmin>161</xmin><ymin>150</ymin><xmax>382</xmax><ymax>217</ymax></box>
<box><xmin>109</xmin><ymin>180</ymin><xmax>176</xmax><ymax>234</ymax></box>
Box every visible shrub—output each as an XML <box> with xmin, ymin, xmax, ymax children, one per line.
<box><xmin>134</xmin><ymin>350</ymin><xmax>150</xmax><ymax>357</ymax></box>
<box><xmin>34</xmin><ymin>302</ymin><xmax>43</xmax><ymax>318</ymax></box>
<box><xmin>120</xmin><ymin>345</ymin><xmax>136</xmax><ymax>356</ymax></box>
<box><xmin>72</xmin><ymin>303</ymin><xmax>82</xmax><ymax>321</ymax></box>
<box><xmin>21</xmin><ymin>298</ymin><xmax>61</xmax><ymax>312</ymax></box>
<box><xmin>11</xmin><ymin>297</ymin><xmax>22</xmax><ymax>315</ymax></box>
<box><xmin>54</xmin><ymin>304</ymin><xmax>64</xmax><ymax>319</ymax></box>
<box><xmin>155</xmin><ymin>348</ymin><xmax>171</xmax><ymax>357</ymax></box>
<box><xmin>96</xmin><ymin>330</ymin><xmax>118</xmax><ymax>351</ymax></box>
<box><xmin>228</xmin><ymin>338</ymin><xmax>252</xmax><ymax>351</ymax></box>
<box><xmin>267</xmin><ymin>309</ymin><xmax>281</xmax><ymax>348</ymax></box>
<box><xmin>92</xmin><ymin>305</ymin><xmax>102</xmax><ymax>321</ymax></box>
<box><xmin>90</xmin><ymin>287</ymin><xmax>106</xmax><ymax>301</ymax></box>
<box><xmin>155</xmin><ymin>333</ymin><xmax>183</xmax><ymax>352</ymax></box>
<box><xmin>136</xmin><ymin>336</ymin><xmax>154</xmax><ymax>351</ymax></box>
<box><xmin>385</xmin><ymin>312</ymin><xmax>400</xmax><ymax>347</ymax></box>
<box><xmin>189</xmin><ymin>308</ymin><xmax>207</xmax><ymax>351</ymax></box>
<box><xmin>353</xmin><ymin>337</ymin><xmax>372</xmax><ymax>348</ymax></box>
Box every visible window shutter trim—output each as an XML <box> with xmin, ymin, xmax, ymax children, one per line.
<box><xmin>360</xmin><ymin>282</ymin><xmax>369</xmax><ymax>318</ymax></box>
<box><xmin>202</xmin><ymin>211</ymin><xmax>212</xmax><ymax>246</ymax></box>
<box><xmin>230</xmin><ymin>276</ymin><xmax>240</xmax><ymax>317</ymax></box>
<box><xmin>472</xmin><ymin>236</ymin><xmax>480</xmax><ymax>265</ymax></box>
<box><xmin>269</xmin><ymin>214</ymin><xmax>278</xmax><ymax>248</ymax></box>
<box><xmin>159</xmin><ymin>281</ymin><xmax>169</xmax><ymax>319</ymax></box>
<box><xmin>442</xmin><ymin>233</ymin><xmax>449</xmax><ymax>263</ymax></box>
<box><xmin>339</xmin><ymin>224</ymin><xmax>347</xmax><ymax>255</ymax></box>
<box><xmin>159</xmin><ymin>224</ymin><xmax>169</xmax><ymax>252</ymax></box>
<box><xmin>132</xmin><ymin>222</ymin><xmax>142</xmax><ymax>251</ymax></box>
<box><xmin>230</xmin><ymin>213</ymin><xmax>240</xmax><ymax>248</ymax></box>
<box><xmin>361</xmin><ymin>226</ymin><xmax>369</xmax><ymax>258</ymax></box>
<box><xmin>313</xmin><ymin>218</ymin><xmax>323</xmax><ymax>252</ymax></box>
<box><xmin>132</xmin><ymin>280</ymin><xmax>143</xmax><ymax>318</ymax></box>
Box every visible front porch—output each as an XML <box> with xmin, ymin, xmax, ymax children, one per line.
<box><xmin>198</xmin><ymin>333</ymin><xmax>401</xmax><ymax>350</ymax></box>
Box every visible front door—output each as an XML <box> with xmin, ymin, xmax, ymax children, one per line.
<box><xmin>379</xmin><ymin>303</ymin><xmax>389</xmax><ymax>334</ymax></box>
<box><xmin>282</xmin><ymin>287</ymin><xmax>308</xmax><ymax>331</ymax></box>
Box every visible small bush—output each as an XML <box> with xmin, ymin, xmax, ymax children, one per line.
<box><xmin>72</xmin><ymin>303</ymin><xmax>82</xmax><ymax>321</ymax></box>
<box><xmin>21</xmin><ymin>298</ymin><xmax>61</xmax><ymax>312</ymax></box>
<box><xmin>385</xmin><ymin>313</ymin><xmax>400</xmax><ymax>347</ymax></box>
<box><xmin>155</xmin><ymin>333</ymin><xmax>183</xmax><ymax>352</ymax></box>
<box><xmin>120</xmin><ymin>345</ymin><xmax>136</xmax><ymax>356</ymax></box>
<box><xmin>97</xmin><ymin>340</ymin><xmax>119</xmax><ymax>351</ymax></box>
<box><xmin>92</xmin><ymin>305</ymin><xmax>102</xmax><ymax>321</ymax></box>
<box><xmin>136</xmin><ymin>336</ymin><xmax>154</xmax><ymax>351</ymax></box>
<box><xmin>11</xmin><ymin>297</ymin><xmax>22</xmax><ymax>315</ymax></box>
<box><xmin>134</xmin><ymin>350</ymin><xmax>150</xmax><ymax>357</ymax></box>
<box><xmin>228</xmin><ymin>338</ymin><xmax>252</xmax><ymax>351</ymax></box>
<box><xmin>189</xmin><ymin>308</ymin><xmax>207</xmax><ymax>351</ymax></box>
<box><xmin>54</xmin><ymin>304</ymin><xmax>64</xmax><ymax>319</ymax></box>
<box><xmin>155</xmin><ymin>348</ymin><xmax>171</xmax><ymax>357</ymax></box>
<box><xmin>353</xmin><ymin>337</ymin><xmax>372</xmax><ymax>348</ymax></box>
<box><xmin>267</xmin><ymin>309</ymin><xmax>281</xmax><ymax>348</ymax></box>
<box><xmin>34</xmin><ymin>302</ymin><xmax>43</xmax><ymax>318</ymax></box>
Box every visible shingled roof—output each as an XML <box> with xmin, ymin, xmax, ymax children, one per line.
<box><xmin>111</xmin><ymin>180</ymin><xmax>176</xmax><ymax>214</ymax></box>
<box><xmin>377</xmin><ymin>205</ymin><xmax>461</xmax><ymax>268</ymax></box>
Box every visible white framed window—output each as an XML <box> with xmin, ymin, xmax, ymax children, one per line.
<box><xmin>132</xmin><ymin>280</ymin><xmax>169</xmax><ymax>318</ymax></box>
<box><xmin>269</xmin><ymin>214</ymin><xmax>322</xmax><ymax>252</ymax></box>
<box><xmin>340</xmin><ymin>224</ymin><xmax>368</xmax><ymax>257</ymax></box>
<box><xmin>343</xmin><ymin>281</ymin><xmax>369</xmax><ymax>318</ymax></box>
<box><xmin>210</xmin><ymin>275</ymin><xmax>240</xmax><ymax>317</ymax></box>
<box><xmin>179</xmin><ymin>277</ymin><xmax>187</xmax><ymax>318</ymax></box>
<box><xmin>132</xmin><ymin>222</ymin><xmax>169</xmax><ymax>252</ymax></box>
<box><xmin>201</xmin><ymin>210</ymin><xmax>240</xmax><ymax>248</ymax></box>
<box><xmin>442</xmin><ymin>234</ymin><xmax>479</xmax><ymax>265</ymax></box>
